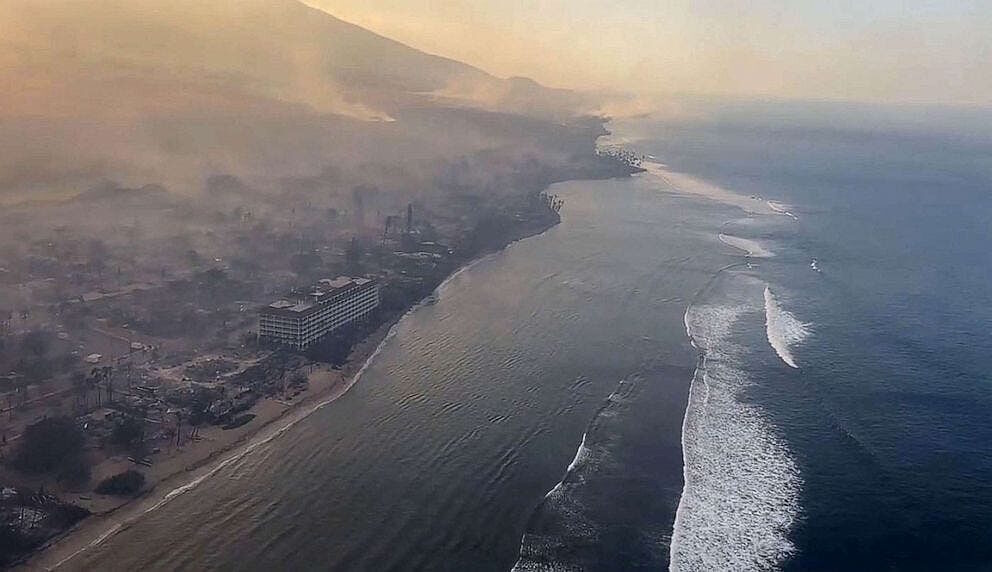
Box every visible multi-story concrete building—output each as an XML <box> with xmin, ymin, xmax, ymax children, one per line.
<box><xmin>258</xmin><ymin>277</ymin><xmax>380</xmax><ymax>349</ymax></box>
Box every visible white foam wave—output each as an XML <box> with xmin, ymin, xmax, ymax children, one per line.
<box><xmin>763</xmin><ymin>287</ymin><xmax>811</xmax><ymax>369</ymax></box>
<box><xmin>512</xmin><ymin>377</ymin><xmax>633</xmax><ymax>572</ymax></box>
<box><xmin>511</xmin><ymin>428</ymin><xmax>603</xmax><ymax>572</ymax></box>
<box><xmin>543</xmin><ymin>431</ymin><xmax>590</xmax><ymax>500</ymax></box>
<box><xmin>718</xmin><ymin>234</ymin><xmax>774</xmax><ymax>258</ymax></box>
<box><xmin>766</xmin><ymin>200</ymin><xmax>799</xmax><ymax>221</ymax></box>
<box><xmin>640</xmin><ymin>162</ymin><xmax>773</xmax><ymax>215</ymax></box>
<box><xmin>672</xmin><ymin>303</ymin><xmax>802</xmax><ymax>572</ymax></box>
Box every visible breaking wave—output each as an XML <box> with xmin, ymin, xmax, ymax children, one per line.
<box><xmin>763</xmin><ymin>287</ymin><xmax>811</xmax><ymax>369</ymax></box>
<box><xmin>718</xmin><ymin>234</ymin><xmax>774</xmax><ymax>258</ymax></box>
<box><xmin>671</xmin><ymin>301</ymin><xmax>802</xmax><ymax>571</ymax></box>
<box><xmin>642</xmin><ymin>162</ymin><xmax>771</xmax><ymax>215</ymax></box>
<box><xmin>511</xmin><ymin>377</ymin><xmax>637</xmax><ymax>572</ymax></box>
<box><xmin>510</xmin><ymin>428</ymin><xmax>600</xmax><ymax>572</ymax></box>
<box><xmin>542</xmin><ymin>431</ymin><xmax>590</xmax><ymax>501</ymax></box>
<box><xmin>767</xmin><ymin>200</ymin><xmax>799</xmax><ymax>221</ymax></box>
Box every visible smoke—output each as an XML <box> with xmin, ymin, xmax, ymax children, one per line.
<box><xmin>0</xmin><ymin>0</ymin><xmax>600</xmax><ymax>203</ymax></box>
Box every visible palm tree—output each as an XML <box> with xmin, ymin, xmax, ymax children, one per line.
<box><xmin>89</xmin><ymin>368</ymin><xmax>102</xmax><ymax>407</ymax></box>
<box><xmin>102</xmin><ymin>365</ymin><xmax>115</xmax><ymax>404</ymax></box>
<box><xmin>88</xmin><ymin>366</ymin><xmax>114</xmax><ymax>407</ymax></box>
<box><xmin>71</xmin><ymin>371</ymin><xmax>88</xmax><ymax>410</ymax></box>
<box><xmin>174</xmin><ymin>410</ymin><xmax>184</xmax><ymax>447</ymax></box>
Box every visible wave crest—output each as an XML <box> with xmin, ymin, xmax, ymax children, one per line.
<box><xmin>718</xmin><ymin>234</ymin><xmax>774</xmax><ymax>258</ymax></box>
<box><xmin>673</xmin><ymin>303</ymin><xmax>802</xmax><ymax>571</ymax></box>
<box><xmin>763</xmin><ymin>287</ymin><xmax>811</xmax><ymax>369</ymax></box>
<box><xmin>766</xmin><ymin>200</ymin><xmax>799</xmax><ymax>221</ymax></box>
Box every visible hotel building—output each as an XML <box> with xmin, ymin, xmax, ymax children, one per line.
<box><xmin>258</xmin><ymin>277</ymin><xmax>380</xmax><ymax>349</ymax></box>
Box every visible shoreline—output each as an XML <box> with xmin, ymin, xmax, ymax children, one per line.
<box><xmin>21</xmin><ymin>160</ymin><xmax>639</xmax><ymax>570</ymax></box>
<box><xmin>508</xmin><ymin>163</ymin><xmax>703</xmax><ymax>571</ymax></box>
<box><xmin>510</xmin><ymin>150</ymin><xmax>780</xmax><ymax>570</ymax></box>
<box><xmin>21</xmin><ymin>314</ymin><xmax>400</xmax><ymax>571</ymax></box>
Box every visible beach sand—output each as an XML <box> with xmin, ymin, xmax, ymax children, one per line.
<box><xmin>20</xmin><ymin>318</ymin><xmax>396</xmax><ymax>571</ymax></box>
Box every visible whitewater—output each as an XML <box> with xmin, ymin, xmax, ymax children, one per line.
<box><xmin>671</xmin><ymin>300</ymin><xmax>802</xmax><ymax>571</ymax></box>
<box><xmin>606</xmin><ymin>106</ymin><xmax>992</xmax><ymax>569</ymax></box>
<box><xmin>654</xmin><ymin>161</ymin><xmax>806</xmax><ymax>571</ymax></box>
<box><xmin>764</xmin><ymin>287</ymin><xmax>811</xmax><ymax>369</ymax></box>
<box><xmin>719</xmin><ymin>233</ymin><xmax>775</xmax><ymax>258</ymax></box>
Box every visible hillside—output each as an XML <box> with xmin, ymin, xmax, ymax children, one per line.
<box><xmin>0</xmin><ymin>0</ymin><xmax>597</xmax><ymax>200</ymax></box>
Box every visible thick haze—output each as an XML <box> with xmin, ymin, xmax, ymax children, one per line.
<box><xmin>0</xmin><ymin>0</ymin><xmax>596</xmax><ymax>200</ymax></box>
<box><xmin>307</xmin><ymin>0</ymin><xmax>992</xmax><ymax>106</ymax></box>
<box><xmin>2</xmin><ymin>0</ymin><xmax>987</xmax><ymax>201</ymax></box>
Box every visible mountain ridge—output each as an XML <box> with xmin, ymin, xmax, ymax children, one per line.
<box><xmin>0</xmin><ymin>0</ymin><xmax>600</xmax><ymax>199</ymax></box>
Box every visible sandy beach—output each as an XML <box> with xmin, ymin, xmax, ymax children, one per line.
<box><xmin>19</xmin><ymin>316</ymin><xmax>397</xmax><ymax>571</ymax></box>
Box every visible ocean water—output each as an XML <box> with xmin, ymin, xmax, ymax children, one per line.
<box><xmin>612</xmin><ymin>103</ymin><xmax>992</xmax><ymax>571</ymax></box>
<box><xmin>59</xmin><ymin>164</ymin><xmax>725</xmax><ymax>571</ymax></box>
<box><xmin>54</xmin><ymin>103</ymin><xmax>992</xmax><ymax>571</ymax></box>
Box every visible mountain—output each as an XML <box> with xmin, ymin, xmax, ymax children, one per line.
<box><xmin>0</xmin><ymin>0</ymin><xmax>597</xmax><ymax>200</ymax></box>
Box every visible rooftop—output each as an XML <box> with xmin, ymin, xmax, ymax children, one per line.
<box><xmin>263</xmin><ymin>276</ymin><xmax>376</xmax><ymax>316</ymax></box>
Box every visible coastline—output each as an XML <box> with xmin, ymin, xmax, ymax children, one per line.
<box><xmin>20</xmin><ymin>314</ymin><xmax>400</xmax><ymax>571</ymax></box>
<box><xmin>510</xmin><ymin>161</ymin><xmax>726</xmax><ymax>571</ymax></box>
<box><xmin>656</xmin><ymin>152</ymin><xmax>804</xmax><ymax>569</ymax></box>
<box><xmin>21</xmin><ymin>159</ymin><xmax>641</xmax><ymax>571</ymax></box>
<box><xmin>514</xmin><ymin>153</ymin><xmax>788</xmax><ymax>570</ymax></box>
<box><xmin>512</xmin><ymin>363</ymin><xmax>692</xmax><ymax>572</ymax></box>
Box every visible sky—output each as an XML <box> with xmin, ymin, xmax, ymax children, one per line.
<box><xmin>306</xmin><ymin>0</ymin><xmax>992</xmax><ymax>106</ymax></box>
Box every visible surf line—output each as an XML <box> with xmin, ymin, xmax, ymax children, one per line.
<box><xmin>718</xmin><ymin>233</ymin><xmax>774</xmax><ymax>260</ymax></box>
<box><xmin>763</xmin><ymin>286</ymin><xmax>811</xmax><ymax>369</ymax></box>
<box><xmin>510</xmin><ymin>375</ymin><xmax>636</xmax><ymax>571</ymax></box>
<box><xmin>767</xmin><ymin>200</ymin><xmax>799</xmax><ymax>221</ymax></box>
<box><xmin>670</xmin><ymin>258</ymin><xmax>750</xmax><ymax>569</ymax></box>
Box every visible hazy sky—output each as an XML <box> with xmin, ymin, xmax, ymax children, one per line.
<box><xmin>307</xmin><ymin>0</ymin><xmax>992</xmax><ymax>106</ymax></box>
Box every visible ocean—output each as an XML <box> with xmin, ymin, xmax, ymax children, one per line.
<box><xmin>55</xmin><ymin>102</ymin><xmax>992</xmax><ymax>571</ymax></box>
<box><xmin>610</xmin><ymin>102</ymin><xmax>992</xmax><ymax>571</ymax></box>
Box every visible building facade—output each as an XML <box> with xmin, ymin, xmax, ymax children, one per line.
<box><xmin>258</xmin><ymin>277</ymin><xmax>380</xmax><ymax>349</ymax></box>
